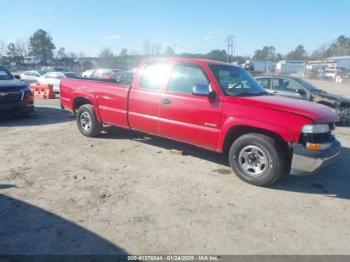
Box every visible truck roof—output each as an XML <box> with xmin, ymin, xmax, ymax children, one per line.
<box><xmin>143</xmin><ymin>57</ymin><xmax>236</xmax><ymax>67</ymax></box>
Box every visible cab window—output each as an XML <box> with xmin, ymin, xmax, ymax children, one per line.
<box><xmin>167</xmin><ymin>64</ymin><xmax>209</xmax><ymax>94</ymax></box>
<box><xmin>140</xmin><ymin>63</ymin><xmax>170</xmax><ymax>91</ymax></box>
<box><xmin>257</xmin><ymin>78</ymin><xmax>270</xmax><ymax>89</ymax></box>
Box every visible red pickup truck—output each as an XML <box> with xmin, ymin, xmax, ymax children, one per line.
<box><xmin>60</xmin><ymin>58</ymin><xmax>341</xmax><ymax>186</ymax></box>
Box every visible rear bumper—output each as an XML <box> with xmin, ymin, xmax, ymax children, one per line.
<box><xmin>291</xmin><ymin>140</ymin><xmax>341</xmax><ymax>176</ymax></box>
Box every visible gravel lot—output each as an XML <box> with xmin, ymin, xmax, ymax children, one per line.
<box><xmin>0</xmin><ymin>80</ymin><xmax>349</xmax><ymax>255</ymax></box>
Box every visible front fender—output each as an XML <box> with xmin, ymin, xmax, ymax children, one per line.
<box><xmin>217</xmin><ymin>117</ymin><xmax>296</xmax><ymax>153</ymax></box>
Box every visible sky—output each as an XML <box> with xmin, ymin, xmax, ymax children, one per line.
<box><xmin>0</xmin><ymin>0</ymin><xmax>349</xmax><ymax>57</ymax></box>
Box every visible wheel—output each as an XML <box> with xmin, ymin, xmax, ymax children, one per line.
<box><xmin>229</xmin><ymin>133</ymin><xmax>289</xmax><ymax>186</ymax></box>
<box><xmin>76</xmin><ymin>104</ymin><xmax>102</xmax><ymax>137</ymax></box>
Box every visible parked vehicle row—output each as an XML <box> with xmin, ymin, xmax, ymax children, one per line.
<box><xmin>37</xmin><ymin>71</ymin><xmax>79</xmax><ymax>92</ymax></box>
<box><xmin>60</xmin><ymin>57</ymin><xmax>341</xmax><ymax>187</ymax></box>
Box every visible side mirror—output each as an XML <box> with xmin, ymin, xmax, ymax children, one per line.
<box><xmin>14</xmin><ymin>75</ymin><xmax>21</xmax><ymax>80</ymax></box>
<box><xmin>192</xmin><ymin>84</ymin><xmax>216</xmax><ymax>99</ymax></box>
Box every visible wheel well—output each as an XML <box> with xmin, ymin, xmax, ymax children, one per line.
<box><xmin>73</xmin><ymin>97</ymin><xmax>92</xmax><ymax>112</ymax></box>
<box><xmin>222</xmin><ymin>126</ymin><xmax>291</xmax><ymax>157</ymax></box>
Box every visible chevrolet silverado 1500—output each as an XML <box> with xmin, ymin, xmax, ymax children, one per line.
<box><xmin>60</xmin><ymin>58</ymin><xmax>341</xmax><ymax>186</ymax></box>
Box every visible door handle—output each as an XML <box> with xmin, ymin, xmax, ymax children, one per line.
<box><xmin>161</xmin><ymin>98</ymin><xmax>172</xmax><ymax>105</ymax></box>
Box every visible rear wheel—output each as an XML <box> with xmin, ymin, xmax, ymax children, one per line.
<box><xmin>229</xmin><ymin>133</ymin><xmax>289</xmax><ymax>186</ymax></box>
<box><xmin>76</xmin><ymin>104</ymin><xmax>102</xmax><ymax>137</ymax></box>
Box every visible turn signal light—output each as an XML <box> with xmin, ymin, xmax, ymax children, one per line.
<box><xmin>306</xmin><ymin>143</ymin><xmax>321</xmax><ymax>151</ymax></box>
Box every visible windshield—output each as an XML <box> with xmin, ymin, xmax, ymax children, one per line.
<box><xmin>209</xmin><ymin>64</ymin><xmax>267</xmax><ymax>96</ymax></box>
<box><xmin>298</xmin><ymin>79</ymin><xmax>323</xmax><ymax>92</ymax></box>
<box><xmin>0</xmin><ymin>68</ymin><xmax>14</xmax><ymax>80</ymax></box>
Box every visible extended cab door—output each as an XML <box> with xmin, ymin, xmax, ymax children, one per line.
<box><xmin>158</xmin><ymin>63</ymin><xmax>222</xmax><ymax>150</ymax></box>
<box><xmin>128</xmin><ymin>61</ymin><xmax>171</xmax><ymax>134</ymax></box>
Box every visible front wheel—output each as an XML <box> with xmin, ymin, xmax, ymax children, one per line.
<box><xmin>76</xmin><ymin>104</ymin><xmax>102</xmax><ymax>137</ymax></box>
<box><xmin>229</xmin><ymin>133</ymin><xmax>289</xmax><ymax>186</ymax></box>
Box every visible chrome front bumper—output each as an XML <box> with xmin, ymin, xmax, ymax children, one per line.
<box><xmin>290</xmin><ymin>140</ymin><xmax>341</xmax><ymax>176</ymax></box>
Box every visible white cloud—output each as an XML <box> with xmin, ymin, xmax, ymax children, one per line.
<box><xmin>205</xmin><ymin>30</ymin><xmax>224</xmax><ymax>40</ymax></box>
<box><xmin>102</xmin><ymin>34</ymin><xmax>121</xmax><ymax>40</ymax></box>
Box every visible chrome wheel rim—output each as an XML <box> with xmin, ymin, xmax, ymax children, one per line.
<box><xmin>80</xmin><ymin>112</ymin><xmax>92</xmax><ymax>131</ymax></box>
<box><xmin>238</xmin><ymin>145</ymin><xmax>269</xmax><ymax>177</ymax></box>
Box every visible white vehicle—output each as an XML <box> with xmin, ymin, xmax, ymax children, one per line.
<box><xmin>20</xmin><ymin>70</ymin><xmax>45</xmax><ymax>84</ymax></box>
<box><xmin>276</xmin><ymin>61</ymin><xmax>305</xmax><ymax>75</ymax></box>
<box><xmin>82</xmin><ymin>68</ymin><xmax>121</xmax><ymax>79</ymax></box>
<box><xmin>38</xmin><ymin>71</ymin><xmax>79</xmax><ymax>92</ymax></box>
<box><xmin>81</xmin><ymin>69</ymin><xmax>95</xmax><ymax>78</ymax></box>
<box><xmin>325</xmin><ymin>69</ymin><xmax>337</xmax><ymax>79</ymax></box>
<box><xmin>24</xmin><ymin>56</ymin><xmax>41</xmax><ymax>65</ymax></box>
<box><xmin>251</xmin><ymin>60</ymin><xmax>275</xmax><ymax>73</ymax></box>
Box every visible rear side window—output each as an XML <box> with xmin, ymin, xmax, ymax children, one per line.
<box><xmin>168</xmin><ymin>64</ymin><xmax>209</xmax><ymax>94</ymax></box>
<box><xmin>272</xmin><ymin>78</ymin><xmax>303</xmax><ymax>92</ymax></box>
<box><xmin>140</xmin><ymin>63</ymin><xmax>170</xmax><ymax>91</ymax></box>
<box><xmin>257</xmin><ymin>78</ymin><xmax>270</xmax><ymax>89</ymax></box>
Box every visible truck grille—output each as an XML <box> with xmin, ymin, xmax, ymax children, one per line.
<box><xmin>0</xmin><ymin>91</ymin><xmax>23</xmax><ymax>103</ymax></box>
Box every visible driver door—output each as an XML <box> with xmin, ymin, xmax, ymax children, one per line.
<box><xmin>159</xmin><ymin>63</ymin><xmax>222</xmax><ymax>150</ymax></box>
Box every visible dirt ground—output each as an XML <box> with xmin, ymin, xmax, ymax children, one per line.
<box><xmin>0</xmin><ymin>80</ymin><xmax>350</xmax><ymax>255</ymax></box>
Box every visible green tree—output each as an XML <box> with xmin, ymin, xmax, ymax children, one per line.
<box><xmin>326</xmin><ymin>35</ymin><xmax>350</xmax><ymax>56</ymax></box>
<box><xmin>29</xmin><ymin>29</ymin><xmax>56</xmax><ymax>64</ymax></box>
<box><xmin>120</xmin><ymin>48</ymin><xmax>128</xmax><ymax>56</ymax></box>
<box><xmin>57</xmin><ymin>47</ymin><xmax>67</xmax><ymax>59</ymax></box>
<box><xmin>99</xmin><ymin>47</ymin><xmax>115</xmax><ymax>67</ymax></box>
<box><xmin>252</xmin><ymin>46</ymin><xmax>278</xmax><ymax>61</ymax></box>
<box><xmin>286</xmin><ymin>45</ymin><xmax>307</xmax><ymax>60</ymax></box>
<box><xmin>206</xmin><ymin>49</ymin><xmax>227</xmax><ymax>62</ymax></box>
<box><xmin>6</xmin><ymin>43</ymin><xmax>20</xmax><ymax>64</ymax></box>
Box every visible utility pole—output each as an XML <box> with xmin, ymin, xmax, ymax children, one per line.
<box><xmin>225</xmin><ymin>35</ymin><xmax>235</xmax><ymax>63</ymax></box>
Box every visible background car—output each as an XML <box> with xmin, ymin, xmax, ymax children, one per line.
<box><xmin>38</xmin><ymin>71</ymin><xmax>79</xmax><ymax>92</ymax></box>
<box><xmin>81</xmin><ymin>69</ymin><xmax>95</xmax><ymax>78</ymax></box>
<box><xmin>0</xmin><ymin>66</ymin><xmax>34</xmax><ymax>116</ymax></box>
<box><xmin>256</xmin><ymin>75</ymin><xmax>350</xmax><ymax>124</ymax></box>
<box><xmin>41</xmin><ymin>66</ymin><xmax>70</xmax><ymax>74</ymax></box>
<box><xmin>114</xmin><ymin>69</ymin><xmax>136</xmax><ymax>85</ymax></box>
<box><xmin>83</xmin><ymin>68</ymin><xmax>121</xmax><ymax>80</ymax></box>
<box><xmin>20</xmin><ymin>70</ymin><xmax>45</xmax><ymax>84</ymax></box>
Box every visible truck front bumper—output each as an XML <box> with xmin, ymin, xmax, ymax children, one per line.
<box><xmin>290</xmin><ymin>140</ymin><xmax>341</xmax><ymax>176</ymax></box>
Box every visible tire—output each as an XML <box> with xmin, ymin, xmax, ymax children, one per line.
<box><xmin>76</xmin><ymin>104</ymin><xmax>102</xmax><ymax>137</ymax></box>
<box><xmin>228</xmin><ymin>133</ymin><xmax>289</xmax><ymax>186</ymax></box>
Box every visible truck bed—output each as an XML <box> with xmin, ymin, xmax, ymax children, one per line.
<box><xmin>60</xmin><ymin>78</ymin><xmax>131</xmax><ymax>128</ymax></box>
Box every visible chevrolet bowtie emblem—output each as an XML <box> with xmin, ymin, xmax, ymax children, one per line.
<box><xmin>0</xmin><ymin>92</ymin><xmax>8</xmax><ymax>97</ymax></box>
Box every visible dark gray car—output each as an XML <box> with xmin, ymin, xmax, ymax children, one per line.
<box><xmin>256</xmin><ymin>75</ymin><xmax>350</xmax><ymax>124</ymax></box>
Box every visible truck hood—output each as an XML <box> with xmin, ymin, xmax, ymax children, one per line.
<box><xmin>315</xmin><ymin>91</ymin><xmax>350</xmax><ymax>105</ymax></box>
<box><xmin>0</xmin><ymin>79</ymin><xmax>26</xmax><ymax>92</ymax></box>
<box><xmin>238</xmin><ymin>95</ymin><xmax>337</xmax><ymax>123</ymax></box>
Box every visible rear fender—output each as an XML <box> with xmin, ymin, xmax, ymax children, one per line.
<box><xmin>72</xmin><ymin>93</ymin><xmax>101</xmax><ymax>122</ymax></box>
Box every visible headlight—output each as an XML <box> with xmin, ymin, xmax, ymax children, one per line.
<box><xmin>302</xmin><ymin>124</ymin><xmax>330</xmax><ymax>134</ymax></box>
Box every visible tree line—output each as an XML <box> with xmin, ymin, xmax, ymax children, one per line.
<box><xmin>252</xmin><ymin>35</ymin><xmax>350</xmax><ymax>61</ymax></box>
<box><xmin>1</xmin><ymin>29</ymin><xmax>349</xmax><ymax>70</ymax></box>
